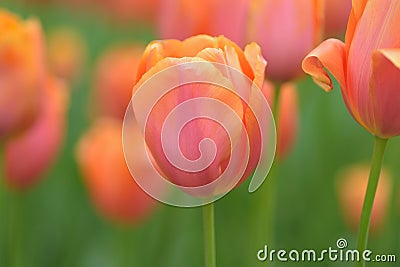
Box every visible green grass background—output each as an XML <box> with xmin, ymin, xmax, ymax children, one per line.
<box><xmin>0</xmin><ymin>1</ymin><xmax>399</xmax><ymax>266</ymax></box>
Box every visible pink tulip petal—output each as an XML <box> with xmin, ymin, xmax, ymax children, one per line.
<box><xmin>196</xmin><ymin>48</ymin><xmax>227</xmax><ymax>65</ymax></box>
<box><xmin>352</xmin><ymin>0</ymin><xmax>368</xmax><ymax>21</ymax></box>
<box><xmin>249</xmin><ymin>0</ymin><xmax>320</xmax><ymax>82</ymax></box>
<box><xmin>209</xmin><ymin>0</ymin><xmax>249</xmax><ymax>46</ymax></box>
<box><xmin>370</xmin><ymin>49</ymin><xmax>400</xmax><ymax>137</ymax></box>
<box><xmin>302</xmin><ymin>38</ymin><xmax>346</xmax><ymax>92</ymax></box>
<box><xmin>134</xmin><ymin>56</ymin><xmax>245</xmax><ymax>188</ymax></box>
<box><xmin>344</xmin><ymin>8</ymin><xmax>357</xmax><ymax>54</ymax></box>
<box><xmin>244</xmin><ymin>43</ymin><xmax>267</xmax><ymax>91</ymax></box>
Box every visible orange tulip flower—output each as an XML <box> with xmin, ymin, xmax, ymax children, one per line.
<box><xmin>133</xmin><ymin>35</ymin><xmax>268</xmax><ymax>195</ymax></box>
<box><xmin>76</xmin><ymin>118</ymin><xmax>156</xmax><ymax>224</ymax></box>
<box><xmin>324</xmin><ymin>0</ymin><xmax>352</xmax><ymax>37</ymax></box>
<box><xmin>0</xmin><ymin>10</ymin><xmax>45</xmax><ymax>139</ymax></box>
<box><xmin>336</xmin><ymin>164</ymin><xmax>391</xmax><ymax>233</ymax></box>
<box><xmin>4</xmin><ymin>77</ymin><xmax>69</xmax><ymax>190</ymax></box>
<box><xmin>263</xmin><ymin>81</ymin><xmax>298</xmax><ymax>161</ymax></box>
<box><xmin>248</xmin><ymin>0</ymin><xmax>323</xmax><ymax>82</ymax></box>
<box><xmin>303</xmin><ymin>0</ymin><xmax>400</xmax><ymax>138</ymax></box>
<box><xmin>93</xmin><ymin>45</ymin><xmax>144</xmax><ymax>120</ymax></box>
<box><xmin>157</xmin><ymin>0</ymin><xmax>249</xmax><ymax>46</ymax></box>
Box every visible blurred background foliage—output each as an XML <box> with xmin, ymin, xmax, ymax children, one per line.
<box><xmin>0</xmin><ymin>0</ymin><xmax>399</xmax><ymax>266</ymax></box>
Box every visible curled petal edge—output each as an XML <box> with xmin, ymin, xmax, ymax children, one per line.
<box><xmin>302</xmin><ymin>38</ymin><xmax>346</xmax><ymax>92</ymax></box>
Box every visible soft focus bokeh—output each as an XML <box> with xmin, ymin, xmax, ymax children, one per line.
<box><xmin>336</xmin><ymin>163</ymin><xmax>392</xmax><ymax>233</ymax></box>
<box><xmin>0</xmin><ymin>1</ymin><xmax>399</xmax><ymax>267</ymax></box>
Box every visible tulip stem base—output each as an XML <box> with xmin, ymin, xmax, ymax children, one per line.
<box><xmin>203</xmin><ymin>203</ymin><xmax>216</xmax><ymax>267</ymax></box>
<box><xmin>356</xmin><ymin>136</ymin><xmax>388</xmax><ymax>267</ymax></box>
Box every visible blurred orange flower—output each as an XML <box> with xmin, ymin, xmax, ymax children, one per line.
<box><xmin>93</xmin><ymin>45</ymin><xmax>144</xmax><ymax>120</ymax></box>
<box><xmin>48</xmin><ymin>27</ymin><xmax>87</xmax><ymax>81</ymax></box>
<box><xmin>0</xmin><ymin>10</ymin><xmax>46</xmax><ymax>139</ymax></box>
<box><xmin>263</xmin><ymin>81</ymin><xmax>298</xmax><ymax>161</ymax></box>
<box><xmin>336</xmin><ymin>164</ymin><xmax>391</xmax><ymax>232</ymax></box>
<box><xmin>76</xmin><ymin>118</ymin><xmax>156</xmax><ymax>224</ymax></box>
<box><xmin>4</xmin><ymin>77</ymin><xmax>69</xmax><ymax>190</ymax></box>
<box><xmin>303</xmin><ymin>0</ymin><xmax>400</xmax><ymax>138</ymax></box>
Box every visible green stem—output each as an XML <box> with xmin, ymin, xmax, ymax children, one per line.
<box><xmin>9</xmin><ymin>192</ymin><xmax>23</xmax><ymax>267</ymax></box>
<box><xmin>356</xmin><ymin>136</ymin><xmax>388</xmax><ymax>267</ymax></box>
<box><xmin>272</xmin><ymin>82</ymin><xmax>282</xmax><ymax>124</ymax></box>
<box><xmin>203</xmin><ymin>203</ymin><xmax>216</xmax><ymax>267</ymax></box>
